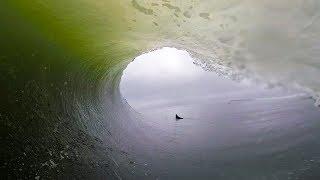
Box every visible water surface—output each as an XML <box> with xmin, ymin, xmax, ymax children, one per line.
<box><xmin>120</xmin><ymin>47</ymin><xmax>320</xmax><ymax>179</ymax></box>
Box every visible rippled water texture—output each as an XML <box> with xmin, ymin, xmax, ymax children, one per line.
<box><xmin>120</xmin><ymin>48</ymin><xmax>320</xmax><ymax>179</ymax></box>
<box><xmin>1</xmin><ymin>0</ymin><xmax>320</xmax><ymax>179</ymax></box>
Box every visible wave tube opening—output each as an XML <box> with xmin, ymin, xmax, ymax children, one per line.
<box><xmin>118</xmin><ymin>47</ymin><xmax>320</xmax><ymax>179</ymax></box>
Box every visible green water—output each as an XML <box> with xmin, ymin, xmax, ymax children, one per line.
<box><xmin>0</xmin><ymin>1</ymin><xmax>136</xmax><ymax>178</ymax></box>
<box><xmin>1</xmin><ymin>0</ymin><xmax>320</xmax><ymax>179</ymax></box>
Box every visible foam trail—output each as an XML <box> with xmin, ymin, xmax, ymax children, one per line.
<box><xmin>228</xmin><ymin>93</ymin><xmax>311</xmax><ymax>104</ymax></box>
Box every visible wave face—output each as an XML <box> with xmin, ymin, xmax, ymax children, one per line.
<box><xmin>129</xmin><ymin>0</ymin><xmax>320</xmax><ymax>104</ymax></box>
<box><xmin>1</xmin><ymin>0</ymin><xmax>320</xmax><ymax>179</ymax></box>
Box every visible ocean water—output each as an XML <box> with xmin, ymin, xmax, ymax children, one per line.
<box><xmin>1</xmin><ymin>0</ymin><xmax>320</xmax><ymax>179</ymax></box>
<box><xmin>119</xmin><ymin>47</ymin><xmax>320</xmax><ymax>179</ymax></box>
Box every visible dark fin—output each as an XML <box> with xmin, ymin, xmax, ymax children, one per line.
<box><xmin>176</xmin><ymin>114</ymin><xmax>183</xmax><ymax>119</ymax></box>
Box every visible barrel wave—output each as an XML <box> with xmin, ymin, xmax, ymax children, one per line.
<box><xmin>1</xmin><ymin>0</ymin><xmax>320</xmax><ymax>179</ymax></box>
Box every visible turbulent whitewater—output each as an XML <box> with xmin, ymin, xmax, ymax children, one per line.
<box><xmin>1</xmin><ymin>0</ymin><xmax>320</xmax><ymax>179</ymax></box>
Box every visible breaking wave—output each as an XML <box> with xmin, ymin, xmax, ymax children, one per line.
<box><xmin>1</xmin><ymin>0</ymin><xmax>320</xmax><ymax>179</ymax></box>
